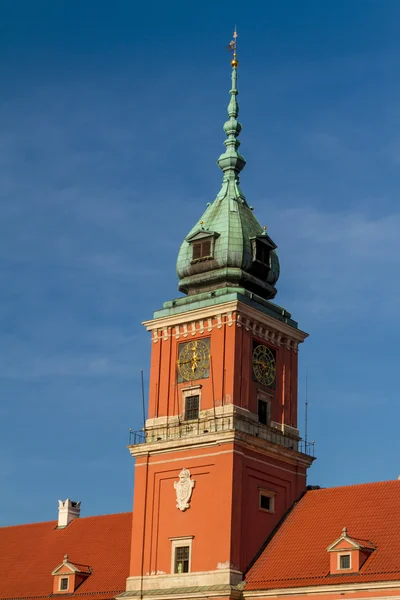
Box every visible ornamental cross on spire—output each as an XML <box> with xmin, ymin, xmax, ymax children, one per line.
<box><xmin>227</xmin><ymin>27</ymin><xmax>238</xmax><ymax>67</ymax></box>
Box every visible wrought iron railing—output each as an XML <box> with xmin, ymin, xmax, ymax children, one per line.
<box><xmin>129</xmin><ymin>415</ymin><xmax>315</xmax><ymax>457</ymax></box>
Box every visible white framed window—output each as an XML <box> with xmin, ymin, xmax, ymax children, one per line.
<box><xmin>170</xmin><ymin>536</ymin><xmax>193</xmax><ymax>574</ymax></box>
<box><xmin>259</xmin><ymin>489</ymin><xmax>275</xmax><ymax>513</ymax></box>
<box><xmin>338</xmin><ymin>553</ymin><xmax>351</xmax><ymax>570</ymax></box>
<box><xmin>59</xmin><ymin>577</ymin><xmax>69</xmax><ymax>591</ymax></box>
<box><xmin>181</xmin><ymin>385</ymin><xmax>202</xmax><ymax>421</ymax></box>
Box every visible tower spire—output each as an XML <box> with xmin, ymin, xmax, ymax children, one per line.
<box><xmin>176</xmin><ymin>30</ymin><xmax>280</xmax><ymax>300</ymax></box>
<box><xmin>217</xmin><ymin>29</ymin><xmax>246</xmax><ymax>203</ymax></box>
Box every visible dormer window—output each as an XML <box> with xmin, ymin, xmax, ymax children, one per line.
<box><xmin>339</xmin><ymin>554</ymin><xmax>351</xmax><ymax>570</ymax></box>
<box><xmin>192</xmin><ymin>238</ymin><xmax>212</xmax><ymax>261</ymax></box>
<box><xmin>60</xmin><ymin>578</ymin><xmax>69</xmax><ymax>591</ymax></box>
<box><xmin>52</xmin><ymin>554</ymin><xmax>91</xmax><ymax>594</ymax></box>
<box><xmin>327</xmin><ymin>527</ymin><xmax>375</xmax><ymax>575</ymax></box>
<box><xmin>249</xmin><ymin>233</ymin><xmax>277</xmax><ymax>278</ymax></box>
<box><xmin>255</xmin><ymin>239</ymin><xmax>270</xmax><ymax>264</ymax></box>
<box><xmin>186</xmin><ymin>229</ymin><xmax>219</xmax><ymax>264</ymax></box>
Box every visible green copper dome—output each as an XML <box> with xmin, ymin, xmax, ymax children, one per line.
<box><xmin>176</xmin><ymin>58</ymin><xmax>280</xmax><ymax>300</ymax></box>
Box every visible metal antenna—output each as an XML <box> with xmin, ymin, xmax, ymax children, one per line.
<box><xmin>305</xmin><ymin>369</ymin><xmax>308</xmax><ymax>444</ymax></box>
<box><xmin>141</xmin><ymin>369</ymin><xmax>146</xmax><ymax>432</ymax></box>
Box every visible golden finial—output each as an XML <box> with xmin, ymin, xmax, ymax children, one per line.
<box><xmin>228</xmin><ymin>27</ymin><xmax>239</xmax><ymax>67</ymax></box>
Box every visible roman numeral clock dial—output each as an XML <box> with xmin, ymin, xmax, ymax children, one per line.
<box><xmin>252</xmin><ymin>343</ymin><xmax>276</xmax><ymax>388</ymax></box>
<box><xmin>177</xmin><ymin>339</ymin><xmax>210</xmax><ymax>382</ymax></box>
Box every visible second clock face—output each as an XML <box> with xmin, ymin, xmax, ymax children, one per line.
<box><xmin>178</xmin><ymin>339</ymin><xmax>210</xmax><ymax>382</ymax></box>
<box><xmin>252</xmin><ymin>343</ymin><xmax>276</xmax><ymax>387</ymax></box>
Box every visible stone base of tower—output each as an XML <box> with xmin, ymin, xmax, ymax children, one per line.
<box><xmin>125</xmin><ymin>567</ymin><xmax>242</xmax><ymax>591</ymax></box>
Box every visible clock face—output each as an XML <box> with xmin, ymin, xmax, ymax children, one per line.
<box><xmin>177</xmin><ymin>339</ymin><xmax>210</xmax><ymax>382</ymax></box>
<box><xmin>252</xmin><ymin>344</ymin><xmax>276</xmax><ymax>387</ymax></box>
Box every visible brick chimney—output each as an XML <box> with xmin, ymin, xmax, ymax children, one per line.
<box><xmin>57</xmin><ymin>499</ymin><xmax>81</xmax><ymax>528</ymax></box>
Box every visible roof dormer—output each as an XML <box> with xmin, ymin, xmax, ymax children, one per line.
<box><xmin>186</xmin><ymin>228</ymin><xmax>220</xmax><ymax>264</ymax></box>
<box><xmin>51</xmin><ymin>554</ymin><xmax>91</xmax><ymax>594</ymax></box>
<box><xmin>327</xmin><ymin>527</ymin><xmax>375</xmax><ymax>575</ymax></box>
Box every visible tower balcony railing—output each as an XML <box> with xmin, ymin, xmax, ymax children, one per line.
<box><xmin>129</xmin><ymin>414</ymin><xmax>315</xmax><ymax>458</ymax></box>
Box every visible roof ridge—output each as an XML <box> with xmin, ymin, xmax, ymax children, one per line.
<box><xmin>0</xmin><ymin>519</ymin><xmax>57</xmax><ymax>530</ymax></box>
<box><xmin>0</xmin><ymin>510</ymin><xmax>131</xmax><ymax>530</ymax></box>
<box><xmin>308</xmin><ymin>479</ymin><xmax>400</xmax><ymax>493</ymax></box>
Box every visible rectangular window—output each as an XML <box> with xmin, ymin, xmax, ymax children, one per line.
<box><xmin>258</xmin><ymin>399</ymin><xmax>269</xmax><ymax>425</ymax></box>
<box><xmin>174</xmin><ymin>546</ymin><xmax>190</xmax><ymax>573</ymax></box>
<box><xmin>192</xmin><ymin>239</ymin><xmax>212</xmax><ymax>261</ymax></box>
<box><xmin>255</xmin><ymin>240</ymin><xmax>270</xmax><ymax>265</ymax></box>
<box><xmin>339</xmin><ymin>554</ymin><xmax>351</xmax><ymax>569</ymax></box>
<box><xmin>259</xmin><ymin>490</ymin><xmax>275</xmax><ymax>513</ymax></box>
<box><xmin>60</xmin><ymin>578</ymin><xmax>69</xmax><ymax>591</ymax></box>
<box><xmin>260</xmin><ymin>494</ymin><xmax>271</xmax><ymax>511</ymax></box>
<box><xmin>185</xmin><ymin>395</ymin><xmax>199</xmax><ymax>421</ymax></box>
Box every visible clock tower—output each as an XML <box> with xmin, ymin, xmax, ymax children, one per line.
<box><xmin>123</xmin><ymin>44</ymin><xmax>315</xmax><ymax>600</ymax></box>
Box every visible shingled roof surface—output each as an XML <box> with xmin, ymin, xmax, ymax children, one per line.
<box><xmin>246</xmin><ymin>480</ymin><xmax>400</xmax><ymax>590</ymax></box>
<box><xmin>0</xmin><ymin>512</ymin><xmax>131</xmax><ymax>599</ymax></box>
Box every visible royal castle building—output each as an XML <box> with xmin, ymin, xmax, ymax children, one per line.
<box><xmin>2</xmin><ymin>44</ymin><xmax>400</xmax><ymax>600</ymax></box>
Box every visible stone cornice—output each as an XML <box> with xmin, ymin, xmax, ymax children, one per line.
<box><xmin>118</xmin><ymin>586</ymin><xmax>242</xmax><ymax>600</ymax></box>
<box><xmin>143</xmin><ymin>300</ymin><xmax>308</xmax><ymax>352</ymax></box>
<box><xmin>128</xmin><ymin>428</ymin><xmax>313</xmax><ymax>469</ymax></box>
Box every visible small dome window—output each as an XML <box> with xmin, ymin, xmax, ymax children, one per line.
<box><xmin>192</xmin><ymin>238</ymin><xmax>212</xmax><ymax>261</ymax></box>
<box><xmin>185</xmin><ymin>229</ymin><xmax>220</xmax><ymax>265</ymax></box>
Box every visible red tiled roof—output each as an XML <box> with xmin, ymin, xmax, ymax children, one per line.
<box><xmin>0</xmin><ymin>512</ymin><xmax>132</xmax><ymax>599</ymax></box>
<box><xmin>246</xmin><ymin>480</ymin><xmax>400</xmax><ymax>590</ymax></box>
<box><xmin>348</xmin><ymin>537</ymin><xmax>376</xmax><ymax>550</ymax></box>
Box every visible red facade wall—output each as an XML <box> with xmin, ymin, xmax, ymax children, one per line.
<box><xmin>146</xmin><ymin>313</ymin><xmax>299</xmax><ymax>428</ymax></box>
<box><xmin>130</xmin><ymin>444</ymin><xmax>234</xmax><ymax>576</ymax></box>
<box><xmin>130</xmin><ymin>441</ymin><xmax>307</xmax><ymax>577</ymax></box>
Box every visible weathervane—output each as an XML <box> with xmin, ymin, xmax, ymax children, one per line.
<box><xmin>227</xmin><ymin>27</ymin><xmax>238</xmax><ymax>67</ymax></box>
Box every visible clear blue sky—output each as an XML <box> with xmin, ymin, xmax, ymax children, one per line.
<box><xmin>2</xmin><ymin>0</ymin><xmax>400</xmax><ymax>525</ymax></box>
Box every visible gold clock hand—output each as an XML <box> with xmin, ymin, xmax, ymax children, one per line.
<box><xmin>178</xmin><ymin>358</ymin><xmax>192</xmax><ymax>365</ymax></box>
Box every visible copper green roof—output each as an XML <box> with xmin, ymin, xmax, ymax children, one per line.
<box><xmin>176</xmin><ymin>56</ymin><xmax>280</xmax><ymax>300</ymax></box>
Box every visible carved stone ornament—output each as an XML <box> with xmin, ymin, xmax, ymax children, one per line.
<box><xmin>174</xmin><ymin>468</ymin><xmax>195</xmax><ymax>511</ymax></box>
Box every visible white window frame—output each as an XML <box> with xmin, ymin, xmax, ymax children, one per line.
<box><xmin>259</xmin><ymin>489</ymin><xmax>276</xmax><ymax>513</ymax></box>
<box><xmin>169</xmin><ymin>536</ymin><xmax>194</xmax><ymax>574</ymax></box>
<box><xmin>181</xmin><ymin>385</ymin><xmax>202</xmax><ymax>422</ymax></box>
<box><xmin>338</xmin><ymin>552</ymin><xmax>352</xmax><ymax>570</ymax></box>
<box><xmin>59</xmin><ymin>577</ymin><xmax>69</xmax><ymax>591</ymax></box>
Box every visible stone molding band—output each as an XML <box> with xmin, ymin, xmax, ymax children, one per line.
<box><xmin>147</xmin><ymin>311</ymin><xmax>301</xmax><ymax>353</ymax></box>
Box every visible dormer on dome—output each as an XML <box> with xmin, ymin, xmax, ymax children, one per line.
<box><xmin>176</xmin><ymin>50</ymin><xmax>280</xmax><ymax>300</ymax></box>
<box><xmin>51</xmin><ymin>553</ymin><xmax>91</xmax><ymax>594</ymax></box>
<box><xmin>327</xmin><ymin>527</ymin><xmax>375</xmax><ymax>574</ymax></box>
<box><xmin>186</xmin><ymin>228</ymin><xmax>220</xmax><ymax>264</ymax></box>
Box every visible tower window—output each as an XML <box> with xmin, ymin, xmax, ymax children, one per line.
<box><xmin>60</xmin><ymin>578</ymin><xmax>69</xmax><ymax>591</ymax></box>
<box><xmin>170</xmin><ymin>536</ymin><xmax>193</xmax><ymax>574</ymax></box>
<box><xmin>255</xmin><ymin>240</ymin><xmax>270</xmax><ymax>265</ymax></box>
<box><xmin>258</xmin><ymin>398</ymin><xmax>269</xmax><ymax>425</ymax></box>
<box><xmin>259</xmin><ymin>490</ymin><xmax>275</xmax><ymax>513</ymax></box>
<box><xmin>192</xmin><ymin>239</ymin><xmax>212</xmax><ymax>261</ymax></box>
<box><xmin>185</xmin><ymin>395</ymin><xmax>199</xmax><ymax>421</ymax></box>
<box><xmin>174</xmin><ymin>546</ymin><xmax>190</xmax><ymax>573</ymax></box>
<box><xmin>339</xmin><ymin>554</ymin><xmax>351</xmax><ymax>569</ymax></box>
